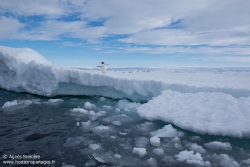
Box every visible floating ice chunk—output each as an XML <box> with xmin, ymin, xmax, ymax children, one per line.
<box><xmin>132</xmin><ymin>147</ymin><xmax>147</xmax><ymax>157</ymax></box>
<box><xmin>150</xmin><ymin>124</ymin><xmax>183</xmax><ymax>138</ymax></box>
<box><xmin>111</xmin><ymin>121</ymin><xmax>122</xmax><ymax>126</ymax></box>
<box><xmin>138</xmin><ymin>90</ymin><xmax>250</xmax><ymax>138</ymax></box>
<box><xmin>241</xmin><ymin>159</ymin><xmax>250</xmax><ymax>165</ymax></box>
<box><xmin>215</xmin><ymin>154</ymin><xmax>240</xmax><ymax>167</ymax></box>
<box><xmin>99</xmin><ymin>97</ymin><xmax>106</xmax><ymax>101</ymax></box>
<box><xmin>115</xmin><ymin>108</ymin><xmax>120</xmax><ymax>112</ymax></box>
<box><xmin>134</xmin><ymin>137</ymin><xmax>149</xmax><ymax>148</ymax></box>
<box><xmin>137</xmin><ymin>121</ymin><xmax>154</xmax><ymax>132</ymax></box>
<box><xmin>153</xmin><ymin>148</ymin><xmax>164</xmax><ymax>155</ymax></box>
<box><xmin>76</xmin><ymin>122</ymin><xmax>80</xmax><ymax>126</ymax></box>
<box><xmin>119</xmin><ymin>132</ymin><xmax>127</xmax><ymax>135</ymax></box>
<box><xmin>189</xmin><ymin>143</ymin><xmax>206</xmax><ymax>153</ymax></box>
<box><xmin>71</xmin><ymin>108</ymin><xmax>88</xmax><ymax>114</ymax></box>
<box><xmin>63</xmin><ymin>136</ymin><xmax>85</xmax><ymax>147</ymax></box>
<box><xmin>117</xmin><ymin>99</ymin><xmax>141</xmax><ymax>110</ymax></box>
<box><xmin>84</xmin><ymin>102</ymin><xmax>96</xmax><ymax>109</ymax></box>
<box><xmin>81</xmin><ymin>121</ymin><xmax>91</xmax><ymax>127</ymax></box>
<box><xmin>150</xmin><ymin>136</ymin><xmax>160</xmax><ymax>147</ymax></box>
<box><xmin>92</xmin><ymin>125</ymin><xmax>110</xmax><ymax>134</ymax></box>
<box><xmin>147</xmin><ymin>157</ymin><xmax>158</xmax><ymax>166</ymax></box>
<box><xmin>96</xmin><ymin>111</ymin><xmax>106</xmax><ymax>117</ymax></box>
<box><xmin>89</xmin><ymin>144</ymin><xmax>101</xmax><ymax>150</ymax></box>
<box><xmin>114</xmin><ymin>154</ymin><xmax>121</xmax><ymax>158</ymax></box>
<box><xmin>175</xmin><ymin>150</ymin><xmax>209</xmax><ymax>166</ymax></box>
<box><xmin>88</xmin><ymin>110</ymin><xmax>106</xmax><ymax>120</ymax></box>
<box><xmin>124</xmin><ymin>108</ymin><xmax>130</xmax><ymax>111</ymax></box>
<box><xmin>103</xmin><ymin>105</ymin><xmax>112</xmax><ymax>110</ymax></box>
<box><xmin>204</xmin><ymin>141</ymin><xmax>232</xmax><ymax>151</ymax></box>
<box><xmin>2</xmin><ymin>100</ymin><xmax>33</xmax><ymax>109</ymax></box>
<box><xmin>190</xmin><ymin>136</ymin><xmax>202</xmax><ymax>141</ymax></box>
<box><xmin>92</xmin><ymin>153</ymin><xmax>105</xmax><ymax>163</ymax></box>
<box><xmin>48</xmin><ymin>99</ymin><xmax>63</xmax><ymax>103</ymax></box>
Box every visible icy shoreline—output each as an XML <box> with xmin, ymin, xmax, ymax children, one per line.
<box><xmin>1</xmin><ymin>45</ymin><xmax>250</xmax><ymax>138</ymax></box>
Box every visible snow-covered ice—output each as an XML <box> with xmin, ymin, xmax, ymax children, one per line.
<box><xmin>150</xmin><ymin>136</ymin><xmax>160</xmax><ymax>147</ymax></box>
<box><xmin>138</xmin><ymin>90</ymin><xmax>250</xmax><ymax>138</ymax></box>
<box><xmin>150</xmin><ymin>124</ymin><xmax>183</xmax><ymax>138</ymax></box>
<box><xmin>204</xmin><ymin>141</ymin><xmax>232</xmax><ymax>151</ymax></box>
<box><xmin>71</xmin><ymin>108</ymin><xmax>89</xmax><ymax>114</ymax></box>
<box><xmin>189</xmin><ymin>143</ymin><xmax>206</xmax><ymax>153</ymax></box>
<box><xmin>132</xmin><ymin>147</ymin><xmax>147</xmax><ymax>157</ymax></box>
<box><xmin>153</xmin><ymin>148</ymin><xmax>164</xmax><ymax>155</ymax></box>
<box><xmin>1</xmin><ymin>45</ymin><xmax>250</xmax><ymax>138</ymax></box>
<box><xmin>175</xmin><ymin>150</ymin><xmax>210</xmax><ymax>166</ymax></box>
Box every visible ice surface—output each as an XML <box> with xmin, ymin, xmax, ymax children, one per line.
<box><xmin>71</xmin><ymin>108</ymin><xmax>89</xmax><ymax>114</ymax></box>
<box><xmin>150</xmin><ymin>124</ymin><xmax>183</xmax><ymax>138</ymax></box>
<box><xmin>84</xmin><ymin>102</ymin><xmax>96</xmax><ymax>109</ymax></box>
<box><xmin>117</xmin><ymin>99</ymin><xmax>141</xmax><ymax>110</ymax></box>
<box><xmin>214</xmin><ymin>154</ymin><xmax>240</xmax><ymax>167</ymax></box>
<box><xmin>132</xmin><ymin>147</ymin><xmax>147</xmax><ymax>157</ymax></box>
<box><xmin>63</xmin><ymin>136</ymin><xmax>85</xmax><ymax>147</ymax></box>
<box><xmin>189</xmin><ymin>143</ymin><xmax>206</xmax><ymax>153</ymax></box>
<box><xmin>150</xmin><ymin>136</ymin><xmax>160</xmax><ymax>147</ymax></box>
<box><xmin>48</xmin><ymin>99</ymin><xmax>63</xmax><ymax>103</ymax></box>
<box><xmin>89</xmin><ymin>144</ymin><xmax>101</xmax><ymax>150</ymax></box>
<box><xmin>204</xmin><ymin>141</ymin><xmax>232</xmax><ymax>151</ymax></box>
<box><xmin>241</xmin><ymin>159</ymin><xmax>250</xmax><ymax>165</ymax></box>
<box><xmin>1</xmin><ymin>45</ymin><xmax>250</xmax><ymax>138</ymax></box>
<box><xmin>153</xmin><ymin>148</ymin><xmax>164</xmax><ymax>155</ymax></box>
<box><xmin>2</xmin><ymin>100</ymin><xmax>33</xmax><ymax>108</ymax></box>
<box><xmin>175</xmin><ymin>150</ymin><xmax>210</xmax><ymax>166</ymax></box>
<box><xmin>138</xmin><ymin>90</ymin><xmax>250</xmax><ymax>138</ymax></box>
<box><xmin>134</xmin><ymin>137</ymin><xmax>149</xmax><ymax>148</ymax></box>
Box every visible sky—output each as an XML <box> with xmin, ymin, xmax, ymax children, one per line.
<box><xmin>0</xmin><ymin>0</ymin><xmax>250</xmax><ymax>67</ymax></box>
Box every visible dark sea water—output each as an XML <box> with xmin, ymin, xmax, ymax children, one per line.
<box><xmin>0</xmin><ymin>88</ymin><xmax>249</xmax><ymax>167</ymax></box>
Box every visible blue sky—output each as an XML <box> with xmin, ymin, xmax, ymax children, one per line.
<box><xmin>0</xmin><ymin>0</ymin><xmax>249</xmax><ymax>67</ymax></box>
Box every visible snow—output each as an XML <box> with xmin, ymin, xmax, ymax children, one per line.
<box><xmin>153</xmin><ymin>148</ymin><xmax>164</xmax><ymax>155</ymax></box>
<box><xmin>214</xmin><ymin>154</ymin><xmax>240</xmax><ymax>167</ymax></box>
<box><xmin>89</xmin><ymin>144</ymin><xmax>101</xmax><ymax>150</ymax></box>
<box><xmin>189</xmin><ymin>143</ymin><xmax>206</xmax><ymax>153</ymax></box>
<box><xmin>48</xmin><ymin>99</ymin><xmax>63</xmax><ymax>103</ymax></box>
<box><xmin>71</xmin><ymin>108</ymin><xmax>89</xmax><ymax>114</ymax></box>
<box><xmin>138</xmin><ymin>90</ymin><xmax>250</xmax><ymax>138</ymax></box>
<box><xmin>1</xmin><ymin>45</ymin><xmax>250</xmax><ymax>138</ymax></box>
<box><xmin>84</xmin><ymin>102</ymin><xmax>96</xmax><ymax>109</ymax></box>
<box><xmin>150</xmin><ymin>124</ymin><xmax>183</xmax><ymax>138</ymax></box>
<box><xmin>204</xmin><ymin>141</ymin><xmax>232</xmax><ymax>151</ymax></box>
<box><xmin>111</xmin><ymin>121</ymin><xmax>122</xmax><ymax>126</ymax></box>
<box><xmin>175</xmin><ymin>150</ymin><xmax>210</xmax><ymax>166</ymax></box>
<box><xmin>241</xmin><ymin>159</ymin><xmax>250</xmax><ymax>165</ymax></box>
<box><xmin>132</xmin><ymin>147</ymin><xmax>147</xmax><ymax>157</ymax></box>
<box><xmin>150</xmin><ymin>136</ymin><xmax>160</xmax><ymax>147</ymax></box>
<box><xmin>116</xmin><ymin>99</ymin><xmax>141</xmax><ymax>110</ymax></box>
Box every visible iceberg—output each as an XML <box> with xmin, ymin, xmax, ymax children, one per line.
<box><xmin>1</xmin><ymin>45</ymin><xmax>250</xmax><ymax>138</ymax></box>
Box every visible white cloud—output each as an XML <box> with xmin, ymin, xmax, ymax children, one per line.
<box><xmin>19</xmin><ymin>20</ymin><xmax>106</xmax><ymax>42</ymax></box>
<box><xmin>0</xmin><ymin>16</ymin><xmax>24</xmax><ymax>40</ymax></box>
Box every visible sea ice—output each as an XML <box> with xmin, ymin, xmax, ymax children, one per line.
<box><xmin>71</xmin><ymin>108</ymin><xmax>89</xmax><ymax>114</ymax></box>
<box><xmin>204</xmin><ymin>141</ymin><xmax>232</xmax><ymax>151</ymax></box>
<box><xmin>189</xmin><ymin>143</ymin><xmax>206</xmax><ymax>153</ymax></box>
<box><xmin>63</xmin><ymin>136</ymin><xmax>85</xmax><ymax>147</ymax></box>
<box><xmin>134</xmin><ymin>137</ymin><xmax>149</xmax><ymax>148</ymax></box>
<box><xmin>175</xmin><ymin>150</ymin><xmax>210</xmax><ymax>166</ymax></box>
<box><xmin>150</xmin><ymin>136</ymin><xmax>160</xmax><ymax>147</ymax></box>
<box><xmin>102</xmin><ymin>105</ymin><xmax>112</xmax><ymax>110</ymax></box>
<box><xmin>89</xmin><ymin>144</ymin><xmax>101</xmax><ymax>150</ymax></box>
<box><xmin>153</xmin><ymin>148</ymin><xmax>164</xmax><ymax>155</ymax></box>
<box><xmin>150</xmin><ymin>124</ymin><xmax>183</xmax><ymax>138</ymax></box>
<box><xmin>132</xmin><ymin>147</ymin><xmax>147</xmax><ymax>157</ymax></box>
<box><xmin>2</xmin><ymin>100</ymin><xmax>33</xmax><ymax>109</ymax></box>
<box><xmin>84</xmin><ymin>102</ymin><xmax>96</xmax><ymax>109</ymax></box>
<box><xmin>241</xmin><ymin>159</ymin><xmax>250</xmax><ymax>165</ymax></box>
<box><xmin>147</xmin><ymin>157</ymin><xmax>158</xmax><ymax>166</ymax></box>
<box><xmin>214</xmin><ymin>154</ymin><xmax>240</xmax><ymax>167</ymax></box>
<box><xmin>99</xmin><ymin>97</ymin><xmax>106</xmax><ymax>101</ymax></box>
<box><xmin>117</xmin><ymin>99</ymin><xmax>141</xmax><ymax>110</ymax></box>
<box><xmin>138</xmin><ymin>90</ymin><xmax>250</xmax><ymax>138</ymax></box>
<box><xmin>48</xmin><ymin>99</ymin><xmax>63</xmax><ymax>103</ymax></box>
<box><xmin>111</xmin><ymin>121</ymin><xmax>122</xmax><ymax>126</ymax></box>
